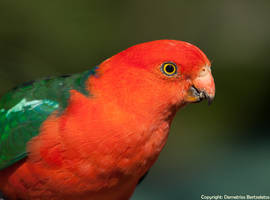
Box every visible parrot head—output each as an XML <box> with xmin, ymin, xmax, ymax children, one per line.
<box><xmin>90</xmin><ymin>40</ymin><xmax>215</xmax><ymax>117</ymax></box>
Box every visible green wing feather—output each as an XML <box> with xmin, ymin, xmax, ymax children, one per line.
<box><xmin>0</xmin><ymin>69</ymin><xmax>93</xmax><ymax>170</ymax></box>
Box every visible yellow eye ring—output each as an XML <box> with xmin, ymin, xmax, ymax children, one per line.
<box><xmin>161</xmin><ymin>62</ymin><xmax>177</xmax><ymax>76</ymax></box>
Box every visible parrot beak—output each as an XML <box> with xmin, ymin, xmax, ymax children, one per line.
<box><xmin>185</xmin><ymin>85</ymin><xmax>214</xmax><ymax>105</ymax></box>
<box><xmin>184</xmin><ymin>66</ymin><xmax>215</xmax><ymax>105</ymax></box>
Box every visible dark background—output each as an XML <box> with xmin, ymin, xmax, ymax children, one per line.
<box><xmin>0</xmin><ymin>1</ymin><xmax>270</xmax><ymax>199</ymax></box>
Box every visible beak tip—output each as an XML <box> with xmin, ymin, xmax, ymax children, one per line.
<box><xmin>207</xmin><ymin>98</ymin><xmax>213</xmax><ymax>106</ymax></box>
<box><xmin>206</xmin><ymin>95</ymin><xmax>215</xmax><ymax>106</ymax></box>
<box><xmin>201</xmin><ymin>90</ymin><xmax>214</xmax><ymax>106</ymax></box>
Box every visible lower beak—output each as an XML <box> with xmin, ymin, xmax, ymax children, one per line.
<box><xmin>184</xmin><ymin>85</ymin><xmax>214</xmax><ymax>105</ymax></box>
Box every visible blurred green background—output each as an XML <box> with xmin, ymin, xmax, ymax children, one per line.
<box><xmin>0</xmin><ymin>0</ymin><xmax>270</xmax><ymax>199</ymax></box>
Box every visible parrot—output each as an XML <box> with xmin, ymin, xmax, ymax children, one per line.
<box><xmin>0</xmin><ymin>40</ymin><xmax>215</xmax><ymax>200</ymax></box>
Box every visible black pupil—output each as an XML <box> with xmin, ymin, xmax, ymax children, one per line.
<box><xmin>165</xmin><ymin>64</ymin><xmax>175</xmax><ymax>73</ymax></box>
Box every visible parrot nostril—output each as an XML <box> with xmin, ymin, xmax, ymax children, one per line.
<box><xmin>199</xmin><ymin>66</ymin><xmax>210</xmax><ymax>77</ymax></box>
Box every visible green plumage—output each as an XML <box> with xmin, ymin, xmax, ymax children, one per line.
<box><xmin>0</xmin><ymin>69</ymin><xmax>93</xmax><ymax>170</ymax></box>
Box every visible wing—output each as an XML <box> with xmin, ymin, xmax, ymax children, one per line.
<box><xmin>0</xmin><ymin>97</ymin><xmax>59</xmax><ymax>170</ymax></box>
<box><xmin>0</xmin><ymin>69</ymin><xmax>93</xmax><ymax>170</ymax></box>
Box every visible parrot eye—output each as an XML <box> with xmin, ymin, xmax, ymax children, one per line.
<box><xmin>161</xmin><ymin>62</ymin><xmax>177</xmax><ymax>76</ymax></box>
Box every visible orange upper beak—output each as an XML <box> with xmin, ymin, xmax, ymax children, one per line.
<box><xmin>184</xmin><ymin>66</ymin><xmax>215</xmax><ymax>105</ymax></box>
